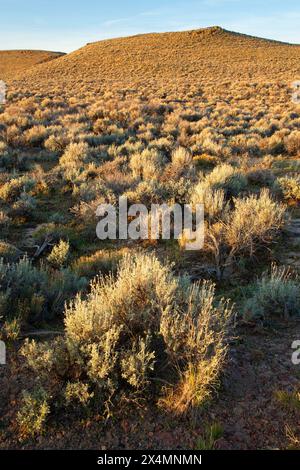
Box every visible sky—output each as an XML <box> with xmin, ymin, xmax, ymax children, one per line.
<box><xmin>1</xmin><ymin>0</ymin><xmax>300</xmax><ymax>53</ymax></box>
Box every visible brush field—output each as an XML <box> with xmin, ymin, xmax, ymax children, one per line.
<box><xmin>1</xmin><ymin>27</ymin><xmax>300</xmax><ymax>450</ymax></box>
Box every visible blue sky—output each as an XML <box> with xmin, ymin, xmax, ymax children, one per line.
<box><xmin>1</xmin><ymin>0</ymin><xmax>300</xmax><ymax>52</ymax></box>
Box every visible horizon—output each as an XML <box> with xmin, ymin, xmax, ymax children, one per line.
<box><xmin>1</xmin><ymin>0</ymin><xmax>300</xmax><ymax>53</ymax></box>
<box><xmin>1</xmin><ymin>25</ymin><xmax>300</xmax><ymax>55</ymax></box>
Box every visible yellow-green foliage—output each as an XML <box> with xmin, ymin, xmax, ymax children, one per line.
<box><xmin>225</xmin><ymin>189</ymin><xmax>285</xmax><ymax>253</ymax></box>
<box><xmin>204</xmin><ymin>163</ymin><xmax>248</xmax><ymax>196</ymax></box>
<box><xmin>160</xmin><ymin>281</ymin><xmax>233</xmax><ymax>413</ymax></box>
<box><xmin>130</xmin><ymin>148</ymin><xmax>166</xmax><ymax>180</ymax></box>
<box><xmin>65</xmin><ymin>381</ymin><xmax>94</xmax><ymax>406</ymax></box>
<box><xmin>190</xmin><ymin>184</ymin><xmax>228</xmax><ymax>220</ymax></box>
<box><xmin>17</xmin><ymin>387</ymin><xmax>50</xmax><ymax>440</ymax></box>
<box><xmin>0</xmin><ymin>176</ymin><xmax>35</xmax><ymax>202</ymax></box>
<box><xmin>59</xmin><ymin>142</ymin><xmax>92</xmax><ymax>181</ymax></box>
<box><xmin>204</xmin><ymin>189</ymin><xmax>285</xmax><ymax>278</ymax></box>
<box><xmin>72</xmin><ymin>249</ymin><xmax>124</xmax><ymax>278</ymax></box>
<box><xmin>47</xmin><ymin>240</ymin><xmax>70</xmax><ymax>268</ymax></box>
<box><xmin>243</xmin><ymin>265</ymin><xmax>300</xmax><ymax>320</ymax></box>
<box><xmin>277</xmin><ymin>176</ymin><xmax>300</xmax><ymax>201</ymax></box>
<box><xmin>21</xmin><ymin>253</ymin><xmax>234</xmax><ymax>420</ymax></box>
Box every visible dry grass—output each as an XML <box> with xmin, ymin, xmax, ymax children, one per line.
<box><xmin>0</xmin><ymin>50</ymin><xmax>64</xmax><ymax>81</ymax></box>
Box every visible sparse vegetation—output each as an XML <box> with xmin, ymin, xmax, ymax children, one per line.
<box><xmin>17</xmin><ymin>387</ymin><xmax>50</xmax><ymax>440</ymax></box>
<box><xmin>0</xmin><ymin>23</ymin><xmax>300</xmax><ymax>451</ymax></box>
<box><xmin>243</xmin><ymin>265</ymin><xmax>300</xmax><ymax>321</ymax></box>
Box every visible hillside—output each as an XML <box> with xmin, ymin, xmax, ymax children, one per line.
<box><xmin>9</xmin><ymin>26</ymin><xmax>300</xmax><ymax>95</ymax></box>
<box><xmin>0</xmin><ymin>50</ymin><xmax>64</xmax><ymax>81</ymax></box>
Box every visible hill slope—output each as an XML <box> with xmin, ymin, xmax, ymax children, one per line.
<box><xmin>9</xmin><ymin>27</ymin><xmax>300</xmax><ymax>94</ymax></box>
<box><xmin>0</xmin><ymin>50</ymin><xmax>64</xmax><ymax>80</ymax></box>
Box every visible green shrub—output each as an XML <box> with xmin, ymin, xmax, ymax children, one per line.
<box><xmin>285</xmin><ymin>131</ymin><xmax>300</xmax><ymax>156</ymax></box>
<box><xmin>0</xmin><ymin>257</ymin><xmax>87</xmax><ymax>323</ymax></box>
<box><xmin>204</xmin><ymin>189</ymin><xmax>285</xmax><ymax>279</ymax></box>
<box><xmin>0</xmin><ymin>241</ymin><xmax>21</xmax><ymax>262</ymax></box>
<box><xmin>12</xmin><ymin>193</ymin><xmax>37</xmax><ymax>216</ymax></box>
<box><xmin>196</xmin><ymin>423</ymin><xmax>224</xmax><ymax>450</ymax></box>
<box><xmin>22</xmin><ymin>253</ymin><xmax>234</xmax><ymax>420</ymax></box>
<box><xmin>159</xmin><ymin>281</ymin><xmax>233</xmax><ymax>413</ymax></box>
<box><xmin>0</xmin><ymin>176</ymin><xmax>35</xmax><ymax>202</ymax></box>
<box><xmin>59</xmin><ymin>142</ymin><xmax>92</xmax><ymax>181</ymax></box>
<box><xmin>205</xmin><ymin>164</ymin><xmax>248</xmax><ymax>197</ymax></box>
<box><xmin>124</xmin><ymin>180</ymin><xmax>168</xmax><ymax>206</ymax></box>
<box><xmin>24</xmin><ymin>125</ymin><xmax>49</xmax><ymax>146</ymax></box>
<box><xmin>0</xmin><ymin>316</ymin><xmax>21</xmax><ymax>342</ymax></box>
<box><xmin>47</xmin><ymin>240</ymin><xmax>70</xmax><ymax>268</ymax></box>
<box><xmin>0</xmin><ymin>210</ymin><xmax>10</xmax><ymax>228</ymax></box>
<box><xmin>17</xmin><ymin>387</ymin><xmax>50</xmax><ymax>440</ymax></box>
<box><xmin>243</xmin><ymin>265</ymin><xmax>300</xmax><ymax>320</ymax></box>
<box><xmin>129</xmin><ymin>148</ymin><xmax>166</xmax><ymax>180</ymax></box>
<box><xmin>64</xmin><ymin>382</ymin><xmax>94</xmax><ymax>406</ymax></box>
<box><xmin>277</xmin><ymin>176</ymin><xmax>300</xmax><ymax>201</ymax></box>
<box><xmin>166</xmin><ymin>147</ymin><xmax>195</xmax><ymax>179</ymax></box>
<box><xmin>190</xmin><ymin>183</ymin><xmax>228</xmax><ymax>220</ymax></box>
<box><xmin>225</xmin><ymin>189</ymin><xmax>285</xmax><ymax>252</ymax></box>
<box><xmin>44</xmin><ymin>134</ymin><xmax>69</xmax><ymax>152</ymax></box>
<box><xmin>0</xmin><ymin>257</ymin><xmax>48</xmax><ymax>322</ymax></box>
<box><xmin>247</xmin><ymin>168</ymin><xmax>275</xmax><ymax>187</ymax></box>
<box><xmin>72</xmin><ymin>249</ymin><xmax>124</xmax><ymax>278</ymax></box>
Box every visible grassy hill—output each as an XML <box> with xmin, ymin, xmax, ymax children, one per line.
<box><xmin>0</xmin><ymin>50</ymin><xmax>64</xmax><ymax>80</ymax></box>
<box><xmin>9</xmin><ymin>26</ymin><xmax>300</xmax><ymax>95</ymax></box>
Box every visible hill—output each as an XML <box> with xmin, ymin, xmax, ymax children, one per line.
<box><xmin>8</xmin><ymin>26</ymin><xmax>300</xmax><ymax>95</ymax></box>
<box><xmin>0</xmin><ymin>50</ymin><xmax>64</xmax><ymax>81</ymax></box>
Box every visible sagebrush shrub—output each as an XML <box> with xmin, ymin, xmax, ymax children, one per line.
<box><xmin>59</xmin><ymin>142</ymin><xmax>92</xmax><ymax>181</ymax></box>
<box><xmin>124</xmin><ymin>180</ymin><xmax>168</xmax><ymax>206</ymax></box>
<box><xmin>0</xmin><ymin>176</ymin><xmax>35</xmax><ymax>202</ymax></box>
<box><xmin>17</xmin><ymin>387</ymin><xmax>50</xmax><ymax>440</ymax></box>
<box><xmin>0</xmin><ymin>257</ymin><xmax>87</xmax><ymax>323</ymax></box>
<box><xmin>130</xmin><ymin>148</ymin><xmax>166</xmax><ymax>180</ymax></box>
<box><xmin>12</xmin><ymin>192</ymin><xmax>37</xmax><ymax>216</ymax></box>
<box><xmin>44</xmin><ymin>133</ymin><xmax>69</xmax><ymax>152</ymax></box>
<box><xmin>205</xmin><ymin>189</ymin><xmax>285</xmax><ymax>279</ymax></box>
<box><xmin>160</xmin><ymin>281</ymin><xmax>233</xmax><ymax>413</ymax></box>
<box><xmin>0</xmin><ymin>210</ymin><xmax>10</xmax><ymax>228</ymax></box>
<box><xmin>21</xmin><ymin>253</ymin><xmax>234</xmax><ymax>422</ymax></box>
<box><xmin>1</xmin><ymin>316</ymin><xmax>21</xmax><ymax>342</ymax></box>
<box><xmin>47</xmin><ymin>240</ymin><xmax>70</xmax><ymax>268</ymax></box>
<box><xmin>64</xmin><ymin>381</ymin><xmax>94</xmax><ymax>406</ymax></box>
<box><xmin>0</xmin><ymin>241</ymin><xmax>21</xmax><ymax>262</ymax></box>
<box><xmin>166</xmin><ymin>147</ymin><xmax>195</xmax><ymax>179</ymax></box>
<box><xmin>65</xmin><ymin>253</ymin><xmax>177</xmax><ymax>343</ymax></box>
<box><xmin>0</xmin><ymin>256</ymin><xmax>48</xmax><ymax>322</ymax></box>
<box><xmin>72</xmin><ymin>249</ymin><xmax>124</xmax><ymax>278</ymax></box>
<box><xmin>205</xmin><ymin>163</ymin><xmax>248</xmax><ymax>196</ymax></box>
<box><xmin>243</xmin><ymin>265</ymin><xmax>300</xmax><ymax>320</ymax></box>
<box><xmin>190</xmin><ymin>183</ymin><xmax>228</xmax><ymax>220</ymax></box>
<box><xmin>225</xmin><ymin>189</ymin><xmax>285</xmax><ymax>253</ymax></box>
<box><xmin>24</xmin><ymin>125</ymin><xmax>49</xmax><ymax>146</ymax></box>
<box><xmin>277</xmin><ymin>176</ymin><xmax>300</xmax><ymax>201</ymax></box>
<box><xmin>285</xmin><ymin>131</ymin><xmax>300</xmax><ymax>156</ymax></box>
